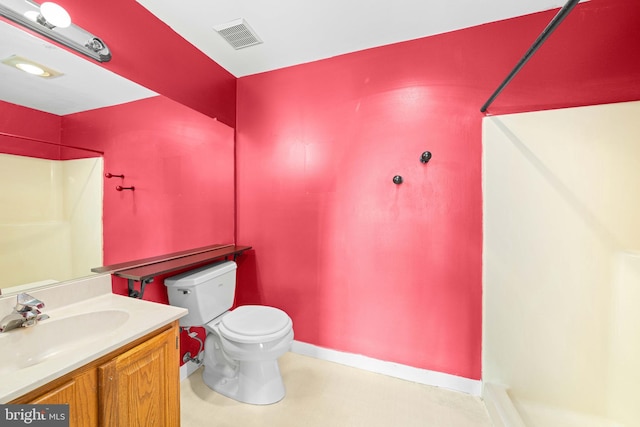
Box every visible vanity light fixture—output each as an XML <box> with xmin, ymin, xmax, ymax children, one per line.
<box><xmin>0</xmin><ymin>0</ymin><xmax>111</xmax><ymax>62</ymax></box>
<box><xmin>1</xmin><ymin>55</ymin><xmax>63</xmax><ymax>78</ymax></box>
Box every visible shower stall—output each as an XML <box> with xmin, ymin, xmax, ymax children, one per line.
<box><xmin>482</xmin><ymin>101</ymin><xmax>640</xmax><ymax>427</ymax></box>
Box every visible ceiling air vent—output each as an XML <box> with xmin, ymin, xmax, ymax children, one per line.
<box><xmin>213</xmin><ymin>18</ymin><xmax>262</xmax><ymax>50</ymax></box>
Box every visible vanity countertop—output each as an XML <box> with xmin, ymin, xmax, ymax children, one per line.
<box><xmin>0</xmin><ymin>274</ymin><xmax>187</xmax><ymax>403</ymax></box>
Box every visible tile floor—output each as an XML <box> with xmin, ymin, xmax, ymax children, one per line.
<box><xmin>180</xmin><ymin>352</ymin><xmax>493</xmax><ymax>427</ymax></box>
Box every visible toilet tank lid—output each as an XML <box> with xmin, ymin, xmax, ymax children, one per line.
<box><xmin>164</xmin><ymin>260</ymin><xmax>237</xmax><ymax>288</ymax></box>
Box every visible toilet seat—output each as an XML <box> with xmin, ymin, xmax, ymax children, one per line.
<box><xmin>218</xmin><ymin>305</ymin><xmax>292</xmax><ymax>344</ymax></box>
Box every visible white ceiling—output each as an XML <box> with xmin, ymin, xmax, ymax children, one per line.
<box><xmin>0</xmin><ymin>20</ymin><xmax>156</xmax><ymax>115</ymax></box>
<box><xmin>136</xmin><ymin>0</ymin><xmax>572</xmax><ymax>77</ymax></box>
<box><xmin>1</xmin><ymin>0</ymin><xmax>575</xmax><ymax>115</ymax></box>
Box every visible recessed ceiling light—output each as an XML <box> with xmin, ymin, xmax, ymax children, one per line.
<box><xmin>15</xmin><ymin>62</ymin><xmax>48</xmax><ymax>76</ymax></box>
<box><xmin>1</xmin><ymin>55</ymin><xmax>63</xmax><ymax>78</ymax></box>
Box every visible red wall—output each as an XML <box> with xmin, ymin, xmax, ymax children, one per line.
<box><xmin>236</xmin><ymin>38</ymin><xmax>485</xmax><ymax>380</ymax></box>
<box><xmin>0</xmin><ymin>100</ymin><xmax>100</xmax><ymax>159</ymax></box>
<box><xmin>62</xmin><ymin>96</ymin><xmax>236</xmax><ymax>301</ymax></box>
<box><xmin>480</xmin><ymin>0</ymin><xmax>640</xmax><ymax>114</ymax></box>
<box><xmin>0</xmin><ymin>100</ymin><xmax>62</xmax><ymax>159</ymax></box>
<box><xmin>235</xmin><ymin>0</ymin><xmax>640</xmax><ymax>380</ymax></box>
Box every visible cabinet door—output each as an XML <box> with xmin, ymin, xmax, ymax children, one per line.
<box><xmin>99</xmin><ymin>325</ymin><xmax>180</xmax><ymax>427</ymax></box>
<box><xmin>30</xmin><ymin>368</ymin><xmax>98</xmax><ymax>427</ymax></box>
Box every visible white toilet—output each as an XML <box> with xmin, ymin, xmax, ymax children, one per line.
<box><xmin>165</xmin><ymin>260</ymin><xmax>294</xmax><ymax>405</ymax></box>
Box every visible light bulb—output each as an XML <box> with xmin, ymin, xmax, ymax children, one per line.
<box><xmin>40</xmin><ymin>2</ymin><xmax>71</xmax><ymax>28</ymax></box>
<box><xmin>24</xmin><ymin>11</ymin><xmax>40</xmax><ymax>22</ymax></box>
<box><xmin>15</xmin><ymin>62</ymin><xmax>50</xmax><ymax>77</ymax></box>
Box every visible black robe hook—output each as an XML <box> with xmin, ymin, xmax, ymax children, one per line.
<box><xmin>105</xmin><ymin>173</ymin><xmax>124</xmax><ymax>179</ymax></box>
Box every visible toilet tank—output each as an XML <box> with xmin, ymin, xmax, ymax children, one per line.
<box><xmin>165</xmin><ymin>260</ymin><xmax>237</xmax><ymax>327</ymax></box>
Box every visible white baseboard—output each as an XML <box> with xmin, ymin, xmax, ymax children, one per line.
<box><xmin>290</xmin><ymin>340</ymin><xmax>482</xmax><ymax>396</ymax></box>
<box><xmin>179</xmin><ymin>341</ymin><xmax>482</xmax><ymax>396</ymax></box>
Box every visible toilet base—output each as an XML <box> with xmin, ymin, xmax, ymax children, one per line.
<box><xmin>203</xmin><ymin>359</ymin><xmax>286</xmax><ymax>405</ymax></box>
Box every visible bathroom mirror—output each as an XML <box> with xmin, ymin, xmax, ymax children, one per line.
<box><xmin>0</xmin><ymin>20</ymin><xmax>156</xmax><ymax>295</ymax></box>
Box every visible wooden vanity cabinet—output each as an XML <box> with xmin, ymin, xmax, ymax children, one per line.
<box><xmin>30</xmin><ymin>368</ymin><xmax>99</xmax><ymax>426</ymax></box>
<box><xmin>99</xmin><ymin>324</ymin><xmax>180</xmax><ymax>426</ymax></box>
<box><xmin>10</xmin><ymin>321</ymin><xmax>180</xmax><ymax>427</ymax></box>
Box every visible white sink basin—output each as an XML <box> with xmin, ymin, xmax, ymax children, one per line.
<box><xmin>0</xmin><ymin>310</ymin><xmax>129</xmax><ymax>374</ymax></box>
<box><xmin>0</xmin><ymin>276</ymin><xmax>187</xmax><ymax>404</ymax></box>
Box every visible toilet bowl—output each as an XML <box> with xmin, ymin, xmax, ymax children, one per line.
<box><xmin>165</xmin><ymin>261</ymin><xmax>294</xmax><ymax>405</ymax></box>
<box><xmin>203</xmin><ymin>305</ymin><xmax>293</xmax><ymax>404</ymax></box>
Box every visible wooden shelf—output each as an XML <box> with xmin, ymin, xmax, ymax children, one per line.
<box><xmin>92</xmin><ymin>243</ymin><xmax>252</xmax><ymax>298</ymax></box>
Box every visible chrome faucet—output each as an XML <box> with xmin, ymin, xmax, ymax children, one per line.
<box><xmin>0</xmin><ymin>293</ymin><xmax>50</xmax><ymax>332</ymax></box>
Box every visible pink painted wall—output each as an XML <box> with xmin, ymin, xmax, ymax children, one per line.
<box><xmin>235</xmin><ymin>0</ymin><xmax>640</xmax><ymax>380</ymax></box>
<box><xmin>0</xmin><ymin>100</ymin><xmax>100</xmax><ymax>160</ymax></box>
<box><xmin>0</xmin><ymin>100</ymin><xmax>61</xmax><ymax>159</ymax></box>
<box><xmin>236</xmin><ymin>39</ymin><xmax>485</xmax><ymax>380</ymax></box>
<box><xmin>62</xmin><ymin>96</ymin><xmax>236</xmax><ymax>301</ymax></box>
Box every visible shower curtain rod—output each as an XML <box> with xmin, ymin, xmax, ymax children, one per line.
<box><xmin>480</xmin><ymin>0</ymin><xmax>581</xmax><ymax>113</ymax></box>
<box><xmin>0</xmin><ymin>131</ymin><xmax>104</xmax><ymax>155</ymax></box>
